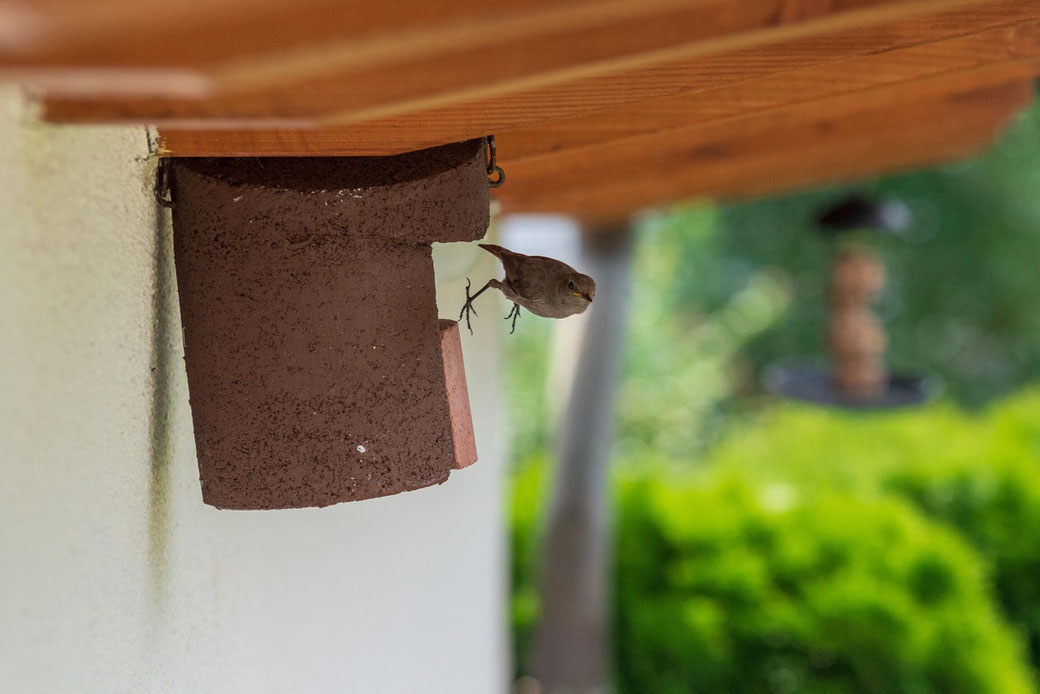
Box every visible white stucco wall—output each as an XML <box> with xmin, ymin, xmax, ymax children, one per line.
<box><xmin>0</xmin><ymin>87</ymin><xmax>508</xmax><ymax>694</ymax></box>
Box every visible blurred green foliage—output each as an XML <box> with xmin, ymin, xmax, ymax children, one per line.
<box><xmin>503</xmin><ymin>316</ymin><xmax>555</xmax><ymax>465</ymax></box>
<box><xmin>511</xmin><ymin>392</ymin><xmax>1040</xmax><ymax>692</ymax></box>
<box><xmin>508</xmin><ymin>102</ymin><xmax>1040</xmax><ymax>471</ymax></box>
<box><xmin>689</xmin><ymin>103</ymin><xmax>1040</xmax><ymax>407</ymax></box>
<box><xmin>503</xmin><ymin>208</ymin><xmax>793</xmax><ymax>465</ymax></box>
<box><xmin>617</xmin><ymin>207</ymin><xmax>791</xmax><ymax>460</ymax></box>
<box><xmin>709</xmin><ymin>390</ymin><xmax>1040</xmax><ymax>674</ymax></box>
<box><xmin>614</xmin><ymin>477</ymin><xmax>1033</xmax><ymax>694</ymax></box>
<box><xmin>510</xmin><ymin>455</ymin><xmax>546</xmax><ymax>676</ymax></box>
<box><xmin>506</xmin><ymin>98</ymin><xmax>1040</xmax><ymax>691</ymax></box>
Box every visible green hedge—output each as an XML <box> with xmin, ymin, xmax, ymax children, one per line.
<box><xmin>708</xmin><ymin>390</ymin><xmax>1040</xmax><ymax>672</ymax></box>
<box><xmin>510</xmin><ymin>455</ymin><xmax>546</xmax><ymax>678</ymax></box>
<box><xmin>510</xmin><ymin>391</ymin><xmax>1040</xmax><ymax>691</ymax></box>
<box><xmin>614</xmin><ymin>476</ymin><xmax>1033</xmax><ymax>694</ymax></box>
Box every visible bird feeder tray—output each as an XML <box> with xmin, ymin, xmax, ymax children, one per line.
<box><xmin>169</xmin><ymin>138</ymin><xmax>488</xmax><ymax>509</ymax></box>
<box><xmin>765</xmin><ymin>362</ymin><xmax>935</xmax><ymax>410</ymax></box>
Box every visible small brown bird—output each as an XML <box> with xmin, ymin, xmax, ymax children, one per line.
<box><xmin>459</xmin><ymin>244</ymin><xmax>596</xmax><ymax>334</ymax></box>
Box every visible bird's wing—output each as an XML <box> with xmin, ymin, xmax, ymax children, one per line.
<box><xmin>479</xmin><ymin>244</ymin><xmax>577</xmax><ymax>275</ymax></box>
<box><xmin>479</xmin><ymin>244</ymin><xmax>528</xmax><ymax>278</ymax></box>
<box><xmin>479</xmin><ymin>244</ymin><xmax>578</xmax><ymax>299</ymax></box>
<box><xmin>478</xmin><ymin>243</ymin><xmax>519</xmax><ymax>261</ymax></box>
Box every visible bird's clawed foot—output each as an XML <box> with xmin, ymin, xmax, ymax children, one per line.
<box><xmin>505</xmin><ymin>303</ymin><xmax>521</xmax><ymax>334</ymax></box>
<box><xmin>459</xmin><ymin>277</ymin><xmax>494</xmax><ymax>335</ymax></box>
<box><xmin>458</xmin><ymin>278</ymin><xmax>481</xmax><ymax>334</ymax></box>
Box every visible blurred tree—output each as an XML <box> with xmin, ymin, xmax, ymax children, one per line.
<box><xmin>707</xmin><ymin>389</ymin><xmax>1040</xmax><ymax>678</ymax></box>
<box><xmin>506</xmin><ymin>96</ymin><xmax>1040</xmax><ymax>691</ymax></box>
<box><xmin>509</xmin><ymin>100</ymin><xmax>1040</xmax><ymax>474</ymax></box>
<box><xmin>513</xmin><ymin>390</ymin><xmax>1040</xmax><ymax>692</ymax></box>
<box><xmin>615</xmin><ymin>208</ymin><xmax>791</xmax><ymax>460</ymax></box>
<box><xmin>614</xmin><ymin>475</ymin><xmax>1034</xmax><ymax>694</ymax></box>
<box><xmin>679</xmin><ymin>101</ymin><xmax>1040</xmax><ymax>407</ymax></box>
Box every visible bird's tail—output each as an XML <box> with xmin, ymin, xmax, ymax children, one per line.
<box><xmin>478</xmin><ymin>243</ymin><xmax>512</xmax><ymax>260</ymax></box>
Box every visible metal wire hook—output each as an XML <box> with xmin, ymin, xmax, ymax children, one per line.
<box><xmin>154</xmin><ymin>158</ymin><xmax>174</xmax><ymax>209</ymax></box>
<box><xmin>486</xmin><ymin>135</ymin><xmax>505</xmax><ymax>188</ymax></box>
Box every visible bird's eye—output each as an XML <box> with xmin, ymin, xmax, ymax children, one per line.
<box><xmin>568</xmin><ymin>281</ymin><xmax>575</xmax><ymax>290</ymax></box>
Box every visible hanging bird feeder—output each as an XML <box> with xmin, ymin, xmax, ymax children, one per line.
<box><xmin>765</xmin><ymin>195</ymin><xmax>936</xmax><ymax>409</ymax></box>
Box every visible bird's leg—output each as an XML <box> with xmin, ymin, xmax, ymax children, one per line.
<box><xmin>504</xmin><ymin>303</ymin><xmax>522</xmax><ymax>334</ymax></box>
<box><xmin>459</xmin><ymin>278</ymin><xmax>493</xmax><ymax>335</ymax></box>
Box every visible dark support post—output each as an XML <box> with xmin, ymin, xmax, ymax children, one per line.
<box><xmin>169</xmin><ymin>140</ymin><xmax>488</xmax><ymax>509</ymax></box>
<box><xmin>531</xmin><ymin>222</ymin><xmax>634</xmax><ymax>693</ymax></box>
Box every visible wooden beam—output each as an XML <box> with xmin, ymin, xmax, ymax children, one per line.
<box><xmin>19</xmin><ymin>0</ymin><xmax>901</xmax><ymax>104</ymax></box>
<box><xmin>522</xmin><ymin>125</ymin><xmax>1000</xmax><ymax>222</ymax></box>
<box><xmin>499</xmin><ymin>22</ymin><xmax>1040</xmax><ymax>165</ymax></box>
<box><xmin>501</xmin><ymin>61</ymin><xmax>1038</xmax><ymax>189</ymax></box>
<box><xmin>150</xmin><ymin>19</ymin><xmax>1040</xmax><ymax>157</ymax></box>
<box><xmin>1</xmin><ymin>0</ymin><xmax>565</xmax><ymax>67</ymax></box>
<box><xmin>10</xmin><ymin>0</ymin><xmax>1036</xmax><ymax>215</ymax></box>
<box><xmin>48</xmin><ymin>0</ymin><xmax>1037</xmax><ymax>155</ymax></box>
<box><xmin>494</xmin><ymin>72</ymin><xmax>1034</xmax><ymax>219</ymax></box>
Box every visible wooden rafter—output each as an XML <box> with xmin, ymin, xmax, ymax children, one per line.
<box><xmin>2</xmin><ymin>0</ymin><xmax>1037</xmax><ymax>217</ymax></box>
<box><xmin>496</xmin><ymin>69</ymin><xmax>1034</xmax><ymax>218</ymax></box>
<box><xmin>500</xmin><ymin>23</ymin><xmax>1040</xmax><ymax>166</ymax></box>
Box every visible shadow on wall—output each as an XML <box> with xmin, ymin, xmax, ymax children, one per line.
<box><xmin>147</xmin><ymin>192</ymin><xmax>175</xmax><ymax>605</ymax></box>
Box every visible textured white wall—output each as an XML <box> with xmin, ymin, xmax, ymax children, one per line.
<box><xmin>0</xmin><ymin>87</ymin><xmax>508</xmax><ymax>694</ymax></box>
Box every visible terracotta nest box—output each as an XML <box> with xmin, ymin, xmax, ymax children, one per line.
<box><xmin>169</xmin><ymin>138</ymin><xmax>488</xmax><ymax>509</ymax></box>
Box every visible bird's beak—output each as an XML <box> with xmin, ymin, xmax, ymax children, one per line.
<box><xmin>580</xmin><ymin>292</ymin><xmax>593</xmax><ymax>302</ymax></box>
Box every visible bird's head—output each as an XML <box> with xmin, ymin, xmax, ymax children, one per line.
<box><xmin>562</xmin><ymin>272</ymin><xmax>596</xmax><ymax>305</ymax></box>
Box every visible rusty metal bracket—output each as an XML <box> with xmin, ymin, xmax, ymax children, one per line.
<box><xmin>154</xmin><ymin>158</ymin><xmax>174</xmax><ymax>208</ymax></box>
<box><xmin>486</xmin><ymin>135</ymin><xmax>505</xmax><ymax>188</ymax></box>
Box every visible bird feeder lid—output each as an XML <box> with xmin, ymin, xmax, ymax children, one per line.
<box><xmin>816</xmin><ymin>195</ymin><xmax>910</xmax><ymax>236</ymax></box>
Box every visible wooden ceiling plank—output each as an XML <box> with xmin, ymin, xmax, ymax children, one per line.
<box><xmin>509</xmin><ymin>123</ymin><xmax>1000</xmax><ymax>221</ymax></box>
<box><xmin>308</xmin><ymin>0</ymin><xmax>1036</xmax><ymax>150</ymax></box>
<box><xmin>501</xmin><ymin>83</ymin><xmax>1029</xmax><ymax>212</ymax></box>
<box><xmin>211</xmin><ymin>0</ymin><xmax>893</xmax><ymax>92</ymax></box>
<box><xmin>16</xmin><ymin>0</ymin><xmax>904</xmax><ymax>108</ymax></box>
<box><xmin>315</xmin><ymin>0</ymin><xmax>1038</xmax><ymax>124</ymax></box>
<box><xmin>139</xmin><ymin>0</ymin><xmax>1040</xmax><ymax>156</ymax></box>
<box><xmin>1</xmin><ymin>0</ymin><xmax>572</xmax><ymax>67</ymax></box>
<box><xmin>44</xmin><ymin>0</ymin><xmax>1035</xmax><ymax>133</ymax></box>
<box><xmin>499</xmin><ymin>60</ymin><xmax>1040</xmax><ymax>190</ymax></box>
<box><xmin>41</xmin><ymin>0</ymin><xmax>923</xmax><ymax>120</ymax></box>
<box><xmin>499</xmin><ymin>21</ymin><xmax>1040</xmax><ymax>165</ymax></box>
<box><xmin>495</xmin><ymin>77</ymin><xmax>1033</xmax><ymax>217</ymax></box>
<box><xmin>9</xmin><ymin>0</ymin><xmax>1037</xmax><ymax>218</ymax></box>
<box><xmin>154</xmin><ymin>56</ymin><xmax>1039</xmax><ymax>168</ymax></box>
